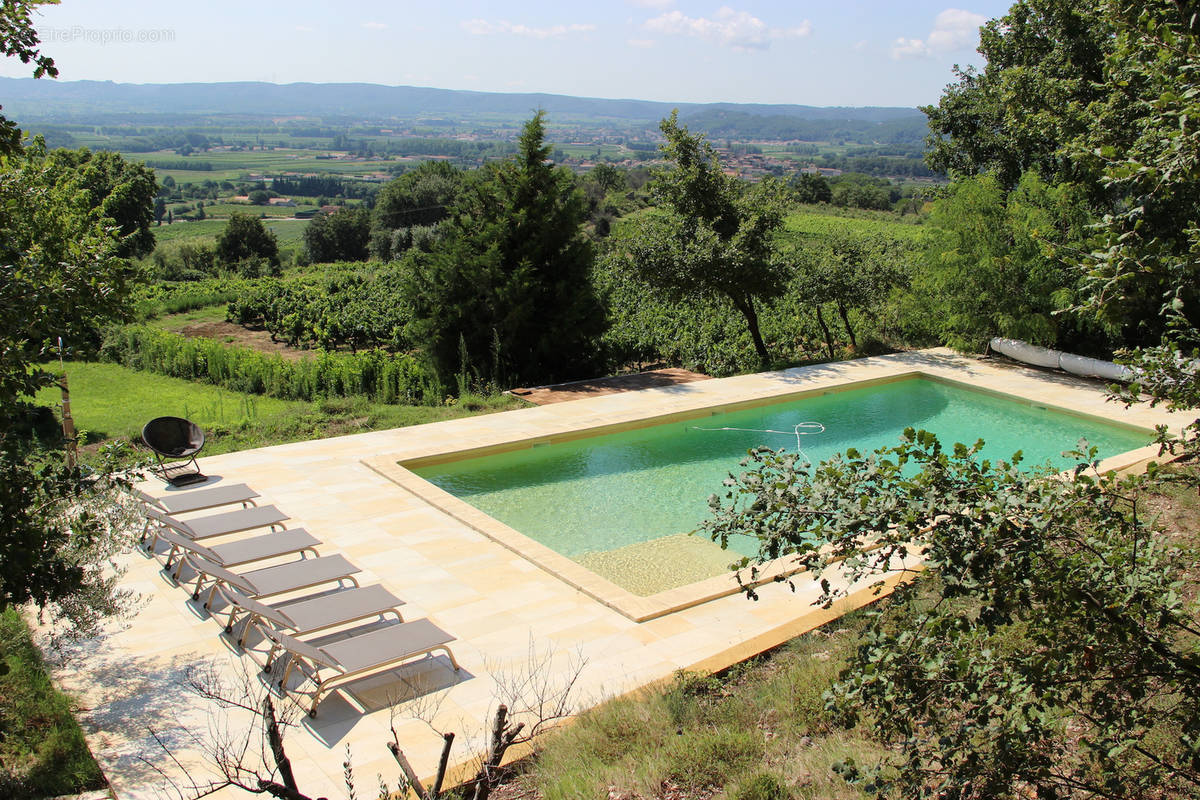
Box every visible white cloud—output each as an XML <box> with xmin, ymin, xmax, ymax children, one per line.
<box><xmin>462</xmin><ymin>19</ymin><xmax>597</xmax><ymax>38</ymax></box>
<box><xmin>644</xmin><ymin>6</ymin><xmax>811</xmax><ymax>51</ymax></box>
<box><xmin>890</xmin><ymin>37</ymin><xmax>929</xmax><ymax>58</ymax></box>
<box><xmin>294</xmin><ymin>24</ymin><xmax>315</xmax><ymax>33</ymax></box>
<box><xmin>891</xmin><ymin>8</ymin><xmax>986</xmax><ymax>59</ymax></box>
<box><xmin>363</xmin><ymin>21</ymin><xmax>388</xmax><ymax>30</ymax></box>
<box><xmin>627</xmin><ymin>38</ymin><xmax>656</xmax><ymax>48</ymax></box>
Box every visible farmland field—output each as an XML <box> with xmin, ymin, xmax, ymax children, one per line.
<box><xmin>782</xmin><ymin>205</ymin><xmax>929</xmax><ymax>244</ymax></box>
<box><xmin>122</xmin><ymin>148</ymin><xmax>399</xmax><ymax>183</ymax></box>
<box><xmin>199</xmin><ymin>201</ymin><xmax>320</xmax><ymax>218</ymax></box>
<box><xmin>152</xmin><ymin>218</ymin><xmax>309</xmax><ymax>246</ymax></box>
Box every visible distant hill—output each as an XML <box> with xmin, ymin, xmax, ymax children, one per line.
<box><xmin>684</xmin><ymin>109</ymin><xmax>928</xmax><ymax>144</ymax></box>
<box><xmin>0</xmin><ymin>78</ymin><xmax>923</xmax><ymax>128</ymax></box>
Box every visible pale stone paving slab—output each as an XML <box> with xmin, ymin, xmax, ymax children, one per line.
<box><xmin>41</xmin><ymin>350</ymin><xmax>1188</xmax><ymax>798</ymax></box>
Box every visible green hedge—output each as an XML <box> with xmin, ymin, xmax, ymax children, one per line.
<box><xmin>103</xmin><ymin>325</ymin><xmax>441</xmax><ymax>405</ymax></box>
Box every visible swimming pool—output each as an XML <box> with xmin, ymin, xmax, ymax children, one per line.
<box><xmin>413</xmin><ymin>377</ymin><xmax>1150</xmax><ymax>565</ymax></box>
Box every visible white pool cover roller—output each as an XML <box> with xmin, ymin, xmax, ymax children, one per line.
<box><xmin>989</xmin><ymin>338</ymin><xmax>1137</xmax><ymax>382</ymax></box>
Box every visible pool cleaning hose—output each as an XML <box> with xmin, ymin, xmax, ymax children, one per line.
<box><xmin>689</xmin><ymin>421</ymin><xmax>826</xmax><ymax>464</ymax></box>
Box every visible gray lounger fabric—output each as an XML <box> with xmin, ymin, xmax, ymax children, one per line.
<box><xmin>191</xmin><ymin>553</ymin><xmax>362</xmax><ymax>626</ymax></box>
<box><xmin>154</xmin><ymin>526</ymin><xmax>321</xmax><ymax>593</ymax></box>
<box><xmin>141</xmin><ymin>505</ymin><xmax>288</xmax><ymax>552</ymax></box>
<box><xmin>228</xmin><ymin>584</ymin><xmax>405</xmax><ymax>644</ymax></box>
<box><xmin>268</xmin><ymin>618</ymin><xmax>460</xmax><ymax>715</ymax></box>
<box><xmin>135</xmin><ymin>483</ymin><xmax>260</xmax><ymax>515</ymax></box>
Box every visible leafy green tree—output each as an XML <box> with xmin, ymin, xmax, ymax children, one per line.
<box><xmin>828</xmin><ymin>174</ymin><xmax>896</xmax><ymax>211</ymax></box>
<box><xmin>216</xmin><ymin>212</ymin><xmax>280</xmax><ymax>273</ymax></box>
<box><xmin>922</xmin><ymin>0</ymin><xmax>1117</xmax><ymax>191</ymax></box>
<box><xmin>374</xmin><ymin>160</ymin><xmax>462</xmax><ymax>230</ymax></box>
<box><xmin>0</xmin><ymin>141</ymin><xmax>142</xmax><ymax>642</ymax></box>
<box><xmin>21</xmin><ymin>146</ymin><xmax>159</xmax><ymax>258</ymax></box>
<box><xmin>612</xmin><ymin>112</ymin><xmax>787</xmax><ymax>363</ymax></box>
<box><xmin>303</xmin><ymin>205</ymin><xmax>371</xmax><ymax>263</ymax></box>
<box><xmin>177</xmin><ymin>242</ymin><xmax>216</xmax><ymax>276</ymax></box>
<box><xmin>698</xmin><ymin>6</ymin><xmax>1200</xmax><ymax>799</ymax></box>
<box><xmin>921</xmin><ymin>0</ymin><xmax>1200</xmax><ymax>351</ymax></box>
<box><xmin>0</xmin><ymin>145</ymin><xmax>143</xmax><ymax>398</ymax></box>
<box><xmin>0</xmin><ymin>1</ymin><xmax>56</xmax><ymax>157</ymax></box>
<box><xmin>372</xmin><ymin>161</ymin><xmax>463</xmax><ymax>259</ymax></box>
<box><xmin>248</xmin><ymin>189</ymin><xmax>270</xmax><ymax>205</ymax></box>
<box><xmin>918</xmin><ymin>0</ymin><xmax>1189</xmax><ymax>348</ymax></box>
<box><xmin>703</xmin><ymin>435</ymin><xmax>1200</xmax><ymax>798</ymax></box>
<box><xmin>789</xmin><ymin>172</ymin><xmax>831</xmax><ymax>204</ymax></box>
<box><xmin>1074</xmin><ymin>1</ymin><xmax>1200</xmax><ymax>343</ymax></box>
<box><xmin>1074</xmin><ymin>0</ymin><xmax>1200</xmax><ymax>458</ymax></box>
<box><xmin>404</xmin><ymin>111</ymin><xmax>604</xmax><ymax>386</ymax></box>
<box><xmin>791</xmin><ymin>232</ymin><xmax>907</xmax><ymax>355</ymax></box>
<box><xmin>587</xmin><ymin>163</ymin><xmax>626</xmax><ymax>195</ymax></box>
<box><xmin>904</xmin><ymin>171</ymin><xmax>1096</xmax><ymax>352</ymax></box>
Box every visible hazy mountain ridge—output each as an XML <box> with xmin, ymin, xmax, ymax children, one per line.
<box><xmin>0</xmin><ymin>78</ymin><xmax>924</xmax><ymax>124</ymax></box>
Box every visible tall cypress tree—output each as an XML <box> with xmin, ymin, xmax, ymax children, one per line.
<box><xmin>404</xmin><ymin>111</ymin><xmax>605</xmax><ymax>387</ymax></box>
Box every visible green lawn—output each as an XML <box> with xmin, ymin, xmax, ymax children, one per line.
<box><xmin>34</xmin><ymin>361</ymin><xmax>525</xmax><ymax>456</ymax></box>
<box><xmin>36</xmin><ymin>361</ymin><xmax>310</xmax><ymax>447</ymax></box>
<box><xmin>0</xmin><ymin>610</ymin><xmax>105</xmax><ymax>797</ymax></box>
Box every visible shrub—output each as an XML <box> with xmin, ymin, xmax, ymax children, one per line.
<box><xmin>664</xmin><ymin>728</ymin><xmax>763</xmax><ymax>789</ymax></box>
<box><xmin>734</xmin><ymin>773</ymin><xmax>791</xmax><ymax>800</ymax></box>
<box><xmin>224</xmin><ymin>267</ymin><xmax>410</xmax><ymax>352</ymax></box>
<box><xmin>133</xmin><ymin>277</ymin><xmax>255</xmax><ymax>318</ymax></box>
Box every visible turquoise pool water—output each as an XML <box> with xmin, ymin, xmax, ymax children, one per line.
<box><xmin>413</xmin><ymin>378</ymin><xmax>1149</xmax><ymax>559</ymax></box>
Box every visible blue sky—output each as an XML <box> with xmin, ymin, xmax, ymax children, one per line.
<box><xmin>4</xmin><ymin>1</ymin><xmax>1015</xmax><ymax>107</ymax></box>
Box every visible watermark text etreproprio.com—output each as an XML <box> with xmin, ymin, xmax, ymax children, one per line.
<box><xmin>42</xmin><ymin>26</ymin><xmax>176</xmax><ymax>45</ymax></box>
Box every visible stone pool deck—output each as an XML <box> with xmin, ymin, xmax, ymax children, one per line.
<box><xmin>48</xmin><ymin>350</ymin><xmax>1190</xmax><ymax>798</ymax></box>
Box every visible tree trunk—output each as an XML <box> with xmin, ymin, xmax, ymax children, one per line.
<box><xmin>470</xmin><ymin>704</ymin><xmax>525</xmax><ymax>800</ymax></box>
<box><xmin>431</xmin><ymin>732</ymin><xmax>455</xmax><ymax>797</ymax></box>
<box><xmin>730</xmin><ymin>294</ymin><xmax>770</xmax><ymax>364</ymax></box>
<box><xmin>263</xmin><ymin>698</ymin><xmax>300</xmax><ymax>795</ymax></box>
<box><xmin>835</xmin><ymin>299</ymin><xmax>857</xmax><ymax>351</ymax></box>
<box><xmin>814</xmin><ymin>304</ymin><xmax>835</xmax><ymax>359</ymax></box>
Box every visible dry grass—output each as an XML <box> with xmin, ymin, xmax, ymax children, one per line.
<box><xmin>493</xmin><ymin>462</ymin><xmax>1200</xmax><ymax>800</ymax></box>
<box><xmin>494</xmin><ymin>618</ymin><xmax>882</xmax><ymax>800</ymax></box>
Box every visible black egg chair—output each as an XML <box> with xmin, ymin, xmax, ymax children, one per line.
<box><xmin>142</xmin><ymin>416</ymin><xmax>207</xmax><ymax>486</ymax></box>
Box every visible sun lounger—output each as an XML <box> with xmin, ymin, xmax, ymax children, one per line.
<box><xmin>191</xmin><ymin>553</ymin><xmax>362</xmax><ymax>625</ymax></box>
<box><xmin>225</xmin><ymin>584</ymin><xmax>406</xmax><ymax>666</ymax></box>
<box><xmin>141</xmin><ymin>506</ymin><xmax>288</xmax><ymax>553</ymax></box>
<box><xmin>267</xmin><ymin>618</ymin><xmax>460</xmax><ymax>715</ymax></box>
<box><xmin>154</xmin><ymin>526</ymin><xmax>321</xmax><ymax>594</ymax></box>
<box><xmin>133</xmin><ymin>483</ymin><xmax>260</xmax><ymax>515</ymax></box>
